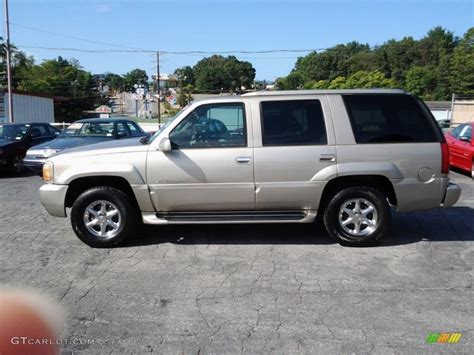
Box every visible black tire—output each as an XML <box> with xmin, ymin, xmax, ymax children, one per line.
<box><xmin>70</xmin><ymin>186</ymin><xmax>136</xmax><ymax>248</ymax></box>
<box><xmin>10</xmin><ymin>152</ymin><xmax>25</xmax><ymax>174</ymax></box>
<box><xmin>323</xmin><ymin>186</ymin><xmax>391</xmax><ymax>247</ymax></box>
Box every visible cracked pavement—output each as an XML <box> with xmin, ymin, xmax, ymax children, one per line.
<box><xmin>0</xmin><ymin>172</ymin><xmax>473</xmax><ymax>354</ymax></box>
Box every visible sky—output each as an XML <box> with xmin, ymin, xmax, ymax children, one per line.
<box><xmin>2</xmin><ymin>0</ymin><xmax>473</xmax><ymax>81</ymax></box>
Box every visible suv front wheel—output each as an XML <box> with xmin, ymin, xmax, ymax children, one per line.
<box><xmin>71</xmin><ymin>186</ymin><xmax>136</xmax><ymax>248</ymax></box>
<box><xmin>323</xmin><ymin>186</ymin><xmax>391</xmax><ymax>246</ymax></box>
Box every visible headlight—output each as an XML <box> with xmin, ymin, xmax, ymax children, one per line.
<box><xmin>43</xmin><ymin>161</ymin><xmax>54</xmax><ymax>182</ymax></box>
<box><xmin>43</xmin><ymin>149</ymin><xmax>60</xmax><ymax>158</ymax></box>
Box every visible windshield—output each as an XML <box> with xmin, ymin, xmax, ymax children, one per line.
<box><xmin>59</xmin><ymin>122</ymin><xmax>115</xmax><ymax>138</ymax></box>
<box><xmin>0</xmin><ymin>124</ymin><xmax>30</xmax><ymax>141</ymax></box>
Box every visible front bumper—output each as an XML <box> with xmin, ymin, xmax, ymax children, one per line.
<box><xmin>39</xmin><ymin>183</ymin><xmax>69</xmax><ymax>217</ymax></box>
<box><xmin>441</xmin><ymin>182</ymin><xmax>461</xmax><ymax>208</ymax></box>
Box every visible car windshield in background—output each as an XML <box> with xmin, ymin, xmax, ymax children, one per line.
<box><xmin>0</xmin><ymin>124</ymin><xmax>29</xmax><ymax>141</ymax></box>
<box><xmin>59</xmin><ymin>122</ymin><xmax>115</xmax><ymax>138</ymax></box>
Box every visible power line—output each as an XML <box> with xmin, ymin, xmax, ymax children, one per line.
<box><xmin>16</xmin><ymin>45</ymin><xmax>323</xmax><ymax>55</ymax></box>
<box><xmin>11</xmin><ymin>22</ymin><xmax>152</xmax><ymax>52</ymax></box>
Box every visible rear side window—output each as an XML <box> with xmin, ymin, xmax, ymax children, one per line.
<box><xmin>343</xmin><ymin>94</ymin><xmax>442</xmax><ymax>143</ymax></box>
<box><xmin>261</xmin><ymin>100</ymin><xmax>327</xmax><ymax>146</ymax></box>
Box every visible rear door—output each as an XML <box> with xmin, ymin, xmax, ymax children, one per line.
<box><xmin>251</xmin><ymin>96</ymin><xmax>336</xmax><ymax>210</ymax></box>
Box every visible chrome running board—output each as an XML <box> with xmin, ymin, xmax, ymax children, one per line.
<box><xmin>142</xmin><ymin>210</ymin><xmax>317</xmax><ymax>225</ymax></box>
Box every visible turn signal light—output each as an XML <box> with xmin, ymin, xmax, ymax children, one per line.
<box><xmin>43</xmin><ymin>162</ymin><xmax>53</xmax><ymax>182</ymax></box>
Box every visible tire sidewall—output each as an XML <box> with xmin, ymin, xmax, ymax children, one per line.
<box><xmin>71</xmin><ymin>187</ymin><xmax>134</xmax><ymax>248</ymax></box>
<box><xmin>324</xmin><ymin>187</ymin><xmax>391</xmax><ymax>246</ymax></box>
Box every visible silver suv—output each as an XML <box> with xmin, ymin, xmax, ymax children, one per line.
<box><xmin>39</xmin><ymin>89</ymin><xmax>461</xmax><ymax>248</ymax></box>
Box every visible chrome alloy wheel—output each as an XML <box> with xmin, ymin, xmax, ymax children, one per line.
<box><xmin>338</xmin><ymin>198</ymin><xmax>378</xmax><ymax>237</ymax></box>
<box><xmin>83</xmin><ymin>200</ymin><xmax>121</xmax><ymax>239</ymax></box>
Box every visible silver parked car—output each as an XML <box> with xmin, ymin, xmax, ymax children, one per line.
<box><xmin>39</xmin><ymin>89</ymin><xmax>461</xmax><ymax>248</ymax></box>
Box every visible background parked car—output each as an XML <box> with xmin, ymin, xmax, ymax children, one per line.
<box><xmin>0</xmin><ymin>123</ymin><xmax>60</xmax><ymax>173</ymax></box>
<box><xmin>437</xmin><ymin>119</ymin><xmax>451</xmax><ymax>133</ymax></box>
<box><xmin>445</xmin><ymin>122</ymin><xmax>473</xmax><ymax>178</ymax></box>
<box><xmin>24</xmin><ymin>118</ymin><xmax>147</xmax><ymax>173</ymax></box>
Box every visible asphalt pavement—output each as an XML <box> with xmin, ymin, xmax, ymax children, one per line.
<box><xmin>0</xmin><ymin>172</ymin><xmax>473</xmax><ymax>354</ymax></box>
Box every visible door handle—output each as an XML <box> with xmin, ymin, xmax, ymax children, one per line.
<box><xmin>319</xmin><ymin>154</ymin><xmax>336</xmax><ymax>162</ymax></box>
<box><xmin>236</xmin><ymin>156</ymin><xmax>251</xmax><ymax>164</ymax></box>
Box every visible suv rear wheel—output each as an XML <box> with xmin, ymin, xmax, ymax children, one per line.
<box><xmin>323</xmin><ymin>186</ymin><xmax>391</xmax><ymax>246</ymax></box>
<box><xmin>71</xmin><ymin>186</ymin><xmax>136</xmax><ymax>248</ymax></box>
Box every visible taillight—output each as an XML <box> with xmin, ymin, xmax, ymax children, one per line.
<box><xmin>441</xmin><ymin>142</ymin><xmax>450</xmax><ymax>174</ymax></box>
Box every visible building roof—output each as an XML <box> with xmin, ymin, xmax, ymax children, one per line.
<box><xmin>425</xmin><ymin>101</ymin><xmax>451</xmax><ymax>110</ymax></box>
<box><xmin>242</xmin><ymin>89</ymin><xmax>407</xmax><ymax>97</ymax></box>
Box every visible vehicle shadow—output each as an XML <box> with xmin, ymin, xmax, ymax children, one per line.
<box><xmin>0</xmin><ymin>170</ymin><xmax>39</xmax><ymax>179</ymax></box>
<box><xmin>124</xmin><ymin>206</ymin><xmax>474</xmax><ymax>248</ymax></box>
<box><xmin>450</xmin><ymin>166</ymin><xmax>473</xmax><ymax>179</ymax></box>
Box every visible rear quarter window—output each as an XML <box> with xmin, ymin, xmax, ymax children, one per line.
<box><xmin>343</xmin><ymin>94</ymin><xmax>442</xmax><ymax>144</ymax></box>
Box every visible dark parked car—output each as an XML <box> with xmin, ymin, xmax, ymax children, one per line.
<box><xmin>437</xmin><ymin>119</ymin><xmax>451</xmax><ymax>133</ymax></box>
<box><xmin>0</xmin><ymin>122</ymin><xmax>60</xmax><ymax>173</ymax></box>
<box><xmin>24</xmin><ymin>118</ymin><xmax>147</xmax><ymax>173</ymax></box>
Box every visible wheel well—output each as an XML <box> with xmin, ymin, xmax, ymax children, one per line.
<box><xmin>319</xmin><ymin>175</ymin><xmax>397</xmax><ymax>212</ymax></box>
<box><xmin>65</xmin><ymin>176</ymin><xmax>139</xmax><ymax>208</ymax></box>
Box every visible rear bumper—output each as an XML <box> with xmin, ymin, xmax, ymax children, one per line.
<box><xmin>39</xmin><ymin>183</ymin><xmax>68</xmax><ymax>217</ymax></box>
<box><xmin>441</xmin><ymin>183</ymin><xmax>461</xmax><ymax>208</ymax></box>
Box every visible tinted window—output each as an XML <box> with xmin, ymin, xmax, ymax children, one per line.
<box><xmin>0</xmin><ymin>124</ymin><xmax>29</xmax><ymax>141</ymax></box>
<box><xmin>126</xmin><ymin>122</ymin><xmax>142</xmax><ymax>136</ymax></box>
<box><xmin>261</xmin><ymin>100</ymin><xmax>327</xmax><ymax>146</ymax></box>
<box><xmin>30</xmin><ymin>125</ymin><xmax>48</xmax><ymax>138</ymax></box>
<box><xmin>63</xmin><ymin>122</ymin><xmax>115</xmax><ymax>137</ymax></box>
<box><xmin>343</xmin><ymin>94</ymin><xmax>441</xmax><ymax>143</ymax></box>
<box><xmin>459</xmin><ymin>125</ymin><xmax>472</xmax><ymax>141</ymax></box>
<box><xmin>170</xmin><ymin>103</ymin><xmax>246</xmax><ymax>148</ymax></box>
<box><xmin>116</xmin><ymin>122</ymin><xmax>128</xmax><ymax>136</ymax></box>
<box><xmin>46</xmin><ymin>125</ymin><xmax>59</xmax><ymax>136</ymax></box>
<box><xmin>450</xmin><ymin>124</ymin><xmax>465</xmax><ymax>139</ymax></box>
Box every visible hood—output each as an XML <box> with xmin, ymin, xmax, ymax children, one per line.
<box><xmin>53</xmin><ymin>137</ymin><xmax>147</xmax><ymax>157</ymax></box>
<box><xmin>32</xmin><ymin>137</ymin><xmax>110</xmax><ymax>151</ymax></box>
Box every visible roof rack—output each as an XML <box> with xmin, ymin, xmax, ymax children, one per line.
<box><xmin>242</xmin><ymin>89</ymin><xmax>407</xmax><ymax>97</ymax></box>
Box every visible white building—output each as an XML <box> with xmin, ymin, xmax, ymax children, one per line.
<box><xmin>0</xmin><ymin>90</ymin><xmax>55</xmax><ymax>123</ymax></box>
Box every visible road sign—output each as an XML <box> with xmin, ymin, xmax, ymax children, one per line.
<box><xmin>94</xmin><ymin>105</ymin><xmax>112</xmax><ymax>114</ymax></box>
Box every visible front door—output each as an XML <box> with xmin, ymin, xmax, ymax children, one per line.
<box><xmin>147</xmin><ymin>102</ymin><xmax>255</xmax><ymax>211</ymax></box>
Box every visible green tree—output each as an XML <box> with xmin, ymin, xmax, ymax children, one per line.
<box><xmin>344</xmin><ymin>71</ymin><xmax>397</xmax><ymax>89</ymax></box>
<box><xmin>103</xmin><ymin>73</ymin><xmax>124</xmax><ymax>93</ymax></box>
<box><xmin>123</xmin><ymin>68</ymin><xmax>148</xmax><ymax>91</ymax></box>
<box><xmin>404</xmin><ymin>66</ymin><xmax>436</xmax><ymax>98</ymax></box>
<box><xmin>275</xmin><ymin>71</ymin><xmax>304</xmax><ymax>90</ymax></box>
<box><xmin>174</xmin><ymin>66</ymin><xmax>195</xmax><ymax>87</ymax></box>
<box><xmin>177</xmin><ymin>84</ymin><xmax>194</xmax><ymax>108</ymax></box>
<box><xmin>17</xmin><ymin>56</ymin><xmax>98</xmax><ymax>121</ymax></box>
<box><xmin>450</xmin><ymin>27</ymin><xmax>474</xmax><ymax>95</ymax></box>
<box><xmin>193</xmin><ymin>55</ymin><xmax>255</xmax><ymax>92</ymax></box>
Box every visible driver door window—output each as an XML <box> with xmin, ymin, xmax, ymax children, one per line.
<box><xmin>169</xmin><ymin>103</ymin><xmax>246</xmax><ymax>148</ymax></box>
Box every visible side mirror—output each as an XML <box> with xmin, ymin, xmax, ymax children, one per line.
<box><xmin>116</xmin><ymin>131</ymin><xmax>127</xmax><ymax>139</ymax></box>
<box><xmin>30</xmin><ymin>132</ymin><xmax>41</xmax><ymax>139</ymax></box>
<box><xmin>460</xmin><ymin>136</ymin><xmax>470</xmax><ymax>143</ymax></box>
<box><xmin>159</xmin><ymin>137</ymin><xmax>172</xmax><ymax>152</ymax></box>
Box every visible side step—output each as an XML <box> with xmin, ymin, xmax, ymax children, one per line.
<box><xmin>142</xmin><ymin>210</ymin><xmax>317</xmax><ymax>225</ymax></box>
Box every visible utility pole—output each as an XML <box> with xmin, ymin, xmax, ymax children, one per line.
<box><xmin>3</xmin><ymin>0</ymin><xmax>14</xmax><ymax>123</ymax></box>
<box><xmin>156</xmin><ymin>51</ymin><xmax>161</xmax><ymax>125</ymax></box>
